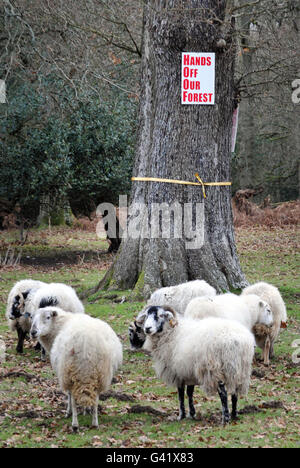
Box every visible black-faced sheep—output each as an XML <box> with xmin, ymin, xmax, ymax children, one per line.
<box><xmin>6</xmin><ymin>279</ymin><xmax>46</xmax><ymax>353</ymax></box>
<box><xmin>138</xmin><ymin>306</ymin><xmax>255</xmax><ymax>425</ymax></box>
<box><xmin>129</xmin><ymin>280</ymin><xmax>216</xmax><ymax>351</ymax></box>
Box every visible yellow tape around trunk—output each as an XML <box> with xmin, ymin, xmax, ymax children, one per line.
<box><xmin>132</xmin><ymin>173</ymin><xmax>232</xmax><ymax>199</ymax></box>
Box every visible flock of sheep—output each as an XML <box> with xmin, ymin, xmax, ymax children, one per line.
<box><xmin>5</xmin><ymin>278</ymin><xmax>287</xmax><ymax>431</ymax></box>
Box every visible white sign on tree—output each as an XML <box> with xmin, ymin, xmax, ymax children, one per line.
<box><xmin>181</xmin><ymin>53</ymin><xmax>215</xmax><ymax>105</ymax></box>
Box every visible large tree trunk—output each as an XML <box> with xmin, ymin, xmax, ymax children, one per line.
<box><xmin>104</xmin><ymin>0</ymin><xmax>247</xmax><ymax>296</ymax></box>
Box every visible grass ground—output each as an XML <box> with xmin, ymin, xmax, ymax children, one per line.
<box><xmin>0</xmin><ymin>225</ymin><xmax>299</xmax><ymax>448</ymax></box>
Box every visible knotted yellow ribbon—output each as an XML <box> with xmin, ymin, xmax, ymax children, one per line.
<box><xmin>194</xmin><ymin>173</ymin><xmax>207</xmax><ymax>199</ymax></box>
<box><xmin>131</xmin><ymin>174</ymin><xmax>231</xmax><ymax>199</ymax></box>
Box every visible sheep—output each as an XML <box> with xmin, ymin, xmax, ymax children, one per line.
<box><xmin>148</xmin><ymin>280</ymin><xmax>216</xmax><ymax>315</ymax></box>
<box><xmin>24</xmin><ymin>282</ymin><xmax>85</xmax><ymax>360</ymax></box>
<box><xmin>30</xmin><ymin>307</ymin><xmax>123</xmax><ymax>432</ymax></box>
<box><xmin>185</xmin><ymin>293</ymin><xmax>274</xmax><ymax>365</ymax></box>
<box><xmin>252</xmin><ymin>324</ymin><xmax>272</xmax><ymax>366</ymax></box>
<box><xmin>185</xmin><ymin>293</ymin><xmax>273</xmax><ymax>330</ymax></box>
<box><xmin>138</xmin><ymin>305</ymin><xmax>255</xmax><ymax>425</ymax></box>
<box><xmin>24</xmin><ymin>283</ymin><xmax>85</xmax><ymax>317</ymax></box>
<box><xmin>6</xmin><ymin>279</ymin><xmax>46</xmax><ymax>353</ymax></box>
<box><xmin>128</xmin><ymin>280</ymin><xmax>216</xmax><ymax>351</ymax></box>
<box><xmin>241</xmin><ymin>282</ymin><xmax>288</xmax><ymax>362</ymax></box>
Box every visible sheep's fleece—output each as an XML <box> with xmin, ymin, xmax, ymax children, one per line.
<box><xmin>241</xmin><ymin>282</ymin><xmax>287</xmax><ymax>332</ymax></box>
<box><xmin>144</xmin><ymin>311</ymin><xmax>255</xmax><ymax>396</ymax></box>
<box><xmin>147</xmin><ymin>280</ymin><xmax>216</xmax><ymax>314</ymax></box>
<box><xmin>185</xmin><ymin>293</ymin><xmax>273</xmax><ymax>331</ymax></box>
<box><xmin>25</xmin><ymin>283</ymin><xmax>85</xmax><ymax>317</ymax></box>
<box><xmin>49</xmin><ymin>310</ymin><xmax>123</xmax><ymax>407</ymax></box>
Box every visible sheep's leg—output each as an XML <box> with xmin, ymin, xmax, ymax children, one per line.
<box><xmin>34</xmin><ymin>342</ymin><xmax>41</xmax><ymax>351</ymax></box>
<box><xmin>187</xmin><ymin>385</ymin><xmax>196</xmax><ymax>419</ymax></box>
<box><xmin>92</xmin><ymin>396</ymin><xmax>99</xmax><ymax>429</ymax></box>
<box><xmin>263</xmin><ymin>337</ymin><xmax>271</xmax><ymax>366</ymax></box>
<box><xmin>218</xmin><ymin>382</ymin><xmax>230</xmax><ymax>426</ymax></box>
<box><xmin>177</xmin><ymin>385</ymin><xmax>186</xmax><ymax>420</ymax></box>
<box><xmin>269</xmin><ymin>340</ymin><xmax>275</xmax><ymax>359</ymax></box>
<box><xmin>231</xmin><ymin>394</ymin><xmax>238</xmax><ymax>421</ymax></box>
<box><xmin>66</xmin><ymin>392</ymin><xmax>72</xmax><ymax>418</ymax></box>
<box><xmin>16</xmin><ymin>326</ymin><xmax>26</xmax><ymax>354</ymax></box>
<box><xmin>71</xmin><ymin>394</ymin><xmax>79</xmax><ymax>432</ymax></box>
<box><xmin>41</xmin><ymin>346</ymin><xmax>46</xmax><ymax>362</ymax></box>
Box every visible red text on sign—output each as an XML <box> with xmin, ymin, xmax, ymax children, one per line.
<box><xmin>182</xmin><ymin>91</ymin><xmax>213</xmax><ymax>103</ymax></box>
<box><xmin>183</xmin><ymin>55</ymin><xmax>212</xmax><ymax>66</ymax></box>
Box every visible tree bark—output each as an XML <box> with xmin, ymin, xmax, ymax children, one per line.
<box><xmin>37</xmin><ymin>195</ymin><xmax>75</xmax><ymax>227</ymax></box>
<box><xmin>105</xmin><ymin>0</ymin><xmax>248</xmax><ymax>296</ymax></box>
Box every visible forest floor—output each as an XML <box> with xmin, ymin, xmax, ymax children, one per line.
<box><xmin>0</xmin><ymin>224</ymin><xmax>299</xmax><ymax>448</ymax></box>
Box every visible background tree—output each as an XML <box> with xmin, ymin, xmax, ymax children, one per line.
<box><xmin>233</xmin><ymin>0</ymin><xmax>300</xmax><ymax>201</ymax></box>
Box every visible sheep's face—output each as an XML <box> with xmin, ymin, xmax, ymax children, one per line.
<box><xmin>10</xmin><ymin>295</ymin><xmax>23</xmax><ymax>320</ymax></box>
<box><xmin>30</xmin><ymin>308</ymin><xmax>58</xmax><ymax>340</ymax></box>
<box><xmin>128</xmin><ymin>321</ymin><xmax>146</xmax><ymax>350</ymax></box>
<box><xmin>143</xmin><ymin>306</ymin><xmax>177</xmax><ymax>336</ymax></box>
<box><xmin>10</xmin><ymin>291</ymin><xmax>31</xmax><ymax>320</ymax></box>
<box><xmin>258</xmin><ymin>300</ymin><xmax>273</xmax><ymax>327</ymax></box>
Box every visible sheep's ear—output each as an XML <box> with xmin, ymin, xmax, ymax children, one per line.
<box><xmin>136</xmin><ymin>310</ymin><xmax>147</xmax><ymax>324</ymax></box>
<box><xmin>162</xmin><ymin>308</ymin><xmax>177</xmax><ymax>328</ymax></box>
<box><xmin>51</xmin><ymin>310</ymin><xmax>58</xmax><ymax>318</ymax></box>
<box><xmin>22</xmin><ymin>290</ymin><xmax>31</xmax><ymax>300</ymax></box>
<box><xmin>162</xmin><ymin>306</ymin><xmax>176</xmax><ymax>318</ymax></box>
<box><xmin>134</xmin><ymin>320</ymin><xmax>142</xmax><ymax>330</ymax></box>
<box><xmin>162</xmin><ymin>310</ymin><xmax>174</xmax><ymax>320</ymax></box>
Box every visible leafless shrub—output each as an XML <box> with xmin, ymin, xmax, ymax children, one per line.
<box><xmin>0</xmin><ymin>247</ymin><xmax>21</xmax><ymax>267</ymax></box>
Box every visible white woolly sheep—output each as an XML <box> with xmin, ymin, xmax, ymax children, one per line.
<box><xmin>148</xmin><ymin>280</ymin><xmax>216</xmax><ymax>314</ymax></box>
<box><xmin>24</xmin><ymin>283</ymin><xmax>85</xmax><ymax>317</ymax></box>
<box><xmin>185</xmin><ymin>293</ymin><xmax>273</xmax><ymax>330</ymax></box>
<box><xmin>30</xmin><ymin>307</ymin><xmax>123</xmax><ymax>431</ymax></box>
<box><xmin>185</xmin><ymin>293</ymin><xmax>274</xmax><ymax>365</ymax></box>
<box><xmin>129</xmin><ymin>280</ymin><xmax>216</xmax><ymax>351</ymax></box>
<box><xmin>138</xmin><ymin>306</ymin><xmax>255</xmax><ymax>424</ymax></box>
<box><xmin>242</xmin><ymin>282</ymin><xmax>288</xmax><ymax>361</ymax></box>
<box><xmin>6</xmin><ymin>279</ymin><xmax>46</xmax><ymax>353</ymax></box>
<box><xmin>25</xmin><ymin>283</ymin><xmax>85</xmax><ymax>360</ymax></box>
